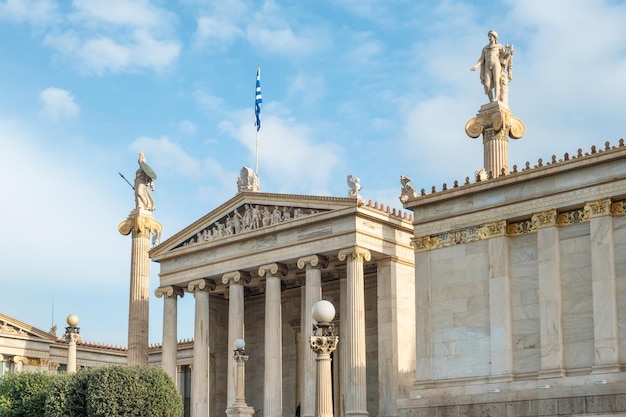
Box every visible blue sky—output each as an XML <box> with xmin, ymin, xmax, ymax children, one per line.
<box><xmin>2</xmin><ymin>0</ymin><xmax>626</xmax><ymax>346</ymax></box>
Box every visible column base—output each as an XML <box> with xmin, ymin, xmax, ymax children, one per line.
<box><xmin>226</xmin><ymin>404</ymin><xmax>255</xmax><ymax>417</ymax></box>
<box><xmin>591</xmin><ymin>363</ymin><xmax>623</xmax><ymax>374</ymax></box>
<box><xmin>346</xmin><ymin>410</ymin><xmax>369</xmax><ymax>417</ymax></box>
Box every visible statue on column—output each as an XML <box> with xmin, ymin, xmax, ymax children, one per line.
<box><xmin>134</xmin><ymin>152</ymin><xmax>157</xmax><ymax>211</ymax></box>
<box><xmin>470</xmin><ymin>30</ymin><xmax>514</xmax><ymax>104</ymax></box>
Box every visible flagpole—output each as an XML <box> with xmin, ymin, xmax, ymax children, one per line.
<box><xmin>254</xmin><ymin>65</ymin><xmax>262</xmax><ymax>176</ymax></box>
<box><xmin>255</xmin><ymin>128</ymin><xmax>259</xmax><ymax>175</ymax></box>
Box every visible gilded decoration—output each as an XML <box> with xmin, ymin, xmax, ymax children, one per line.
<box><xmin>611</xmin><ymin>200</ymin><xmax>626</xmax><ymax>216</ymax></box>
<box><xmin>178</xmin><ymin>204</ymin><xmax>326</xmax><ymax>248</ymax></box>
<box><xmin>414</xmin><ymin>200</ymin><xmax>626</xmax><ymax>248</ymax></box>
<box><xmin>585</xmin><ymin>198</ymin><xmax>611</xmax><ymax>218</ymax></box>
<box><xmin>338</xmin><ymin>246</ymin><xmax>371</xmax><ymax>263</ymax></box>
<box><xmin>556</xmin><ymin>207</ymin><xmax>590</xmax><ymax>226</ymax></box>
<box><xmin>118</xmin><ymin>212</ymin><xmax>162</xmax><ymax>239</ymax></box>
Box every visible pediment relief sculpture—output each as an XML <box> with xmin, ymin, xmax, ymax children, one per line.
<box><xmin>0</xmin><ymin>320</ymin><xmax>27</xmax><ymax>336</ymax></box>
<box><xmin>178</xmin><ymin>203</ymin><xmax>327</xmax><ymax>248</ymax></box>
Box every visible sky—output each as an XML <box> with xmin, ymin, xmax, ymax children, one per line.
<box><xmin>1</xmin><ymin>0</ymin><xmax>626</xmax><ymax>347</ymax></box>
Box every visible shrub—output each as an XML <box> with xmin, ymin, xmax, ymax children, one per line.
<box><xmin>84</xmin><ymin>366</ymin><xmax>182</xmax><ymax>417</ymax></box>
<box><xmin>0</xmin><ymin>371</ymin><xmax>52</xmax><ymax>417</ymax></box>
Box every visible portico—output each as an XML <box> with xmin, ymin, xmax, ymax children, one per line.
<box><xmin>150</xmin><ymin>192</ymin><xmax>415</xmax><ymax>417</ymax></box>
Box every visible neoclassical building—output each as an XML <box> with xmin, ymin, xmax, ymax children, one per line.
<box><xmin>150</xmin><ymin>192</ymin><xmax>417</xmax><ymax>417</ymax></box>
<box><xmin>400</xmin><ymin>140</ymin><xmax>626</xmax><ymax>416</ymax></box>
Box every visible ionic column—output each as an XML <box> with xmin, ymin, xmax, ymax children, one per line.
<box><xmin>533</xmin><ymin>210</ymin><xmax>565</xmax><ymax>378</ymax></box>
<box><xmin>338</xmin><ymin>247</ymin><xmax>371</xmax><ymax>417</ymax></box>
<box><xmin>297</xmin><ymin>255</ymin><xmax>328</xmax><ymax>417</ymax></box>
<box><xmin>486</xmin><ymin>221</ymin><xmax>513</xmax><ymax>380</ymax></box>
<box><xmin>259</xmin><ymin>263</ymin><xmax>288</xmax><ymax>417</ymax></box>
<box><xmin>118</xmin><ymin>209</ymin><xmax>162</xmax><ymax>366</ymax></box>
<box><xmin>586</xmin><ymin>199</ymin><xmax>620</xmax><ymax>372</ymax></box>
<box><xmin>155</xmin><ymin>286</ymin><xmax>184</xmax><ymax>382</ymax></box>
<box><xmin>222</xmin><ymin>271</ymin><xmax>250</xmax><ymax>407</ymax></box>
<box><xmin>189</xmin><ymin>279</ymin><xmax>215</xmax><ymax>417</ymax></box>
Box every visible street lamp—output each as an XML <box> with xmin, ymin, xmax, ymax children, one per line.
<box><xmin>226</xmin><ymin>339</ymin><xmax>254</xmax><ymax>417</ymax></box>
<box><xmin>64</xmin><ymin>314</ymin><xmax>81</xmax><ymax>373</ymax></box>
<box><xmin>310</xmin><ymin>300</ymin><xmax>338</xmax><ymax>417</ymax></box>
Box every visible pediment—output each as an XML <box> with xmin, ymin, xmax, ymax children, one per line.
<box><xmin>152</xmin><ymin>191</ymin><xmax>358</xmax><ymax>256</ymax></box>
<box><xmin>0</xmin><ymin>313</ymin><xmax>57</xmax><ymax>342</ymax></box>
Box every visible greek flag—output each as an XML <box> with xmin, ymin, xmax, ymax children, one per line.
<box><xmin>255</xmin><ymin>66</ymin><xmax>262</xmax><ymax>131</ymax></box>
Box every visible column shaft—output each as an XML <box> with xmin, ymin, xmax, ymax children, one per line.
<box><xmin>156</xmin><ymin>286</ymin><xmax>183</xmax><ymax>382</ymax></box>
<box><xmin>189</xmin><ymin>279</ymin><xmax>212</xmax><ymax>417</ymax></box>
<box><xmin>338</xmin><ymin>247</ymin><xmax>370</xmax><ymax>417</ymax></box>
<box><xmin>298</xmin><ymin>255</ymin><xmax>326</xmax><ymax>417</ymax></box>
<box><xmin>223</xmin><ymin>272</ymin><xmax>247</xmax><ymax>407</ymax></box>
<box><xmin>128</xmin><ymin>231</ymin><xmax>150</xmax><ymax>366</ymax></box>
<box><xmin>260</xmin><ymin>263</ymin><xmax>287</xmax><ymax>417</ymax></box>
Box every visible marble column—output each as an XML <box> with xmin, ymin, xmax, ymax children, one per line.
<box><xmin>297</xmin><ymin>255</ymin><xmax>328</xmax><ymax>417</ymax></box>
<box><xmin>189</xmin><ymin>279</ymin><xmax>215</xmax><ymax>417</ymax></box>
<box><xmin>222</xmin><ymin>271</ymin><xmax>250</xmax><ymax>407</ymax></box>
<box><xmin>259</xmin><ymin>263</ymin><xmax>288</xmax><ymax>417</ymax></box>
<box><xmin>486</xmin><ymin>222</ymin><xmax>513</xmax><ymax>380</ymax></box>
<box><xmin>118</xmin><ymin>208</ymin><xmax>162</xmax><ymax>366</ymax></box>
<box><xmin>533</xmin><ymin>210</ymin><xmax>565</xmax><ymax>378</ymax></box>
<box><xmin>155</xmin><ymin>286</ymin><xmax>184</xmax><ymax>382</ymax></box>
<box><xmin>338</xmin><ymin>247</ymin><xmax>370</xmax><ymax>417</ymax></box>
<box><xmin>586</xmin><ymin>199</ymin><xmax>620</xmax><ymax>372</ymax></box>
<box><xmin>339</xmin><ymin>274</ymin><xmax>347</xmax><ymax>417</ymax></box>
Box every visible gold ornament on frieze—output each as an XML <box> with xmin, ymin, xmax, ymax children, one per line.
<box><xmin>611</xmin><ymin>200</ymin><xmax>626</xmax><ymax>216</ymax></box>
<box><xmin>585</xmin><ymin>199</ymin><xmax>611</xmax><ymax>217</ymax></box>
<box><xmin>556</xmin><ymin>207</ymin><xmax>590</xmax><ymax>226</ymax></box>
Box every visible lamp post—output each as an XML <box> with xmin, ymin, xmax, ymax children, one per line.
<box><xmin>64</xmin><ymin>314</ymin><xmax>81</xmax><ymax>373</ymax></box>
<box><xmin>310</xmin><ymin>300</ymin><xmax>339</xmax><ymax>417</ymax></box>
<box><xmin>226</xmin><ymin>339</ymin><xmax>254</xmax><ymax>417</ymax></box>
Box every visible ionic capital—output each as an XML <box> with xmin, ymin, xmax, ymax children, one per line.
<box><xmin>155</xmin><ymin>286</ymin><xmax>185</xmax><ymax>299</ymax></box>
<box><xmin>188</xmin><ymin>279</ymin><xmax>216</xmax><ymax>293</ymax></box>
<box><xmin>118</xmin><ymin>212</ymin><xmax>162</xmax><ymax>239</ymax></box>
<box><xmin>585</xmin><ymin>198</ymin><xmax>612</xmax><ymax>219</ymax></box>
<box><xmin>338</xmin><ymin>246</ymin><xmax>371</xmax><ymax>263</ymax></box>
<box><xmin>532</xmin><ymin>209</ymin><xmax>558</xmax><ymax>229</ymax></box>
<box><xmin>222</xmin><ymin>271</ymin><xmax>251</xmax><ymax>285</ymax></box>
<box><xmin>258</xmin><ymin>262</ymin><xmax>288</xmax><ymax>277</ymax></box>
<box><xmin>297</xmin><ymin>255</ymin><xmax>329</xmax><ymax>269</ymax></box>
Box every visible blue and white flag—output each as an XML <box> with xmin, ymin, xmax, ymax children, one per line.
<box><xmin>255</xmin><ymin>66</ymin><xmax>262</xmax><ymax>131</ymax></box>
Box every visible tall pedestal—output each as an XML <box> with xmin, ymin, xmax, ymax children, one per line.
<box><xmin>118</xmin><ymin>208</ymin><xmax>162</xmax><ymax>366</ymax></box>
<box><xmin>465</xmin><ymin>101</ymin><xmax>525</xmax><ymax>178</ymax></box>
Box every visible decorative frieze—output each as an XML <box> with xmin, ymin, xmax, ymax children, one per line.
<box><xmin>178</xmin><ymin>204</ymin><xmax>326</xmax><ymax>248</ymax></box>
<box><xmin>585</xmin><ymin>198</ymin><xmax>612</xmax><ymax>218</ymax></box>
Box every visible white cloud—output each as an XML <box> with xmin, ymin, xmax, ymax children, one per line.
<box><xmin>40</xmin><ymin>0</ymin><xmax>180</xmax><ymax>74</ymax></box>
<box><xmin>194</xmin><ymin>16</ymin><xmax>244</xmax><ymax>50</ymax></box>
<box><xmin>220</xmin><ymin>111</ymin><xmax>342</xmax><ymax>195</ymax></box>
<box><xmin>129</xmin><ymin>136</ymin><xmax>202</xmax><ymax>180</ymax></box>
<box><xmin>71</xmin><ymin>0</ymin><xmax>175</xmax><ymax>30</ymax></box>
<box><xmin>45</xmin><ymin>29</ymin><xmax>180</xmax><ymax>75</ymax></box>
<box><xmin>39</xmin><ymin>87</ymin><xmax>80</xmax><ymax>121</ymax></box>
<box><xmin>0</xmin><ymin>0</ymin><xmax>58</xmax><ymax>25</ymax></box>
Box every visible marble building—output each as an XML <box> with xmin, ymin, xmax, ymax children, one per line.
<box><xmin>150</xmin><ymin>190</ymin><xmax>417</xmax><ymax>417</ymax></box>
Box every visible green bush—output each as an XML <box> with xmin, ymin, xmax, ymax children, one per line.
<box><xmin>0</xmin><ymin>371</ymin><xmax>52</xmax><ymax>417</ymax></box>
<box><xmin>2</xmin><ymin>366</ymin><xmax>182</xmax><ymax>417</ymax></box>
<box><xmin>83</xmin><ymin>366</ymin><xmax>182</xmax><ymax>417</ymax></box>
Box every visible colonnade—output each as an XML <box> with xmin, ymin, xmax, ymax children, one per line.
<box><xmin>156</xmin><ymin>246</ymin><xmax>381</xmax><ymax>417</ymax></box>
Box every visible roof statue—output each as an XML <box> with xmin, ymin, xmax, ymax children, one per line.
<box><xmin>470</xmin><ymin>30</ymin><xmax>514</xmax><ymax>105</ymax></box>
<box><xmin>134</xmin><ymin>152</ymin><xmax>156</xmax><ymax>211</ymax></box>
<box><xmin>237</xmin><ymin>166</ymin><xmax>260</xmax><ymax>192</ymax></box>
<box><xmin>347</xmin><ymin>175</ymin><xmax>362</xmax><ymax>198</ymax></box>
<box><xmin>399</xmin><ymin>175</ymin><xmax>417</xmax><ymax>203</ymax></box>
